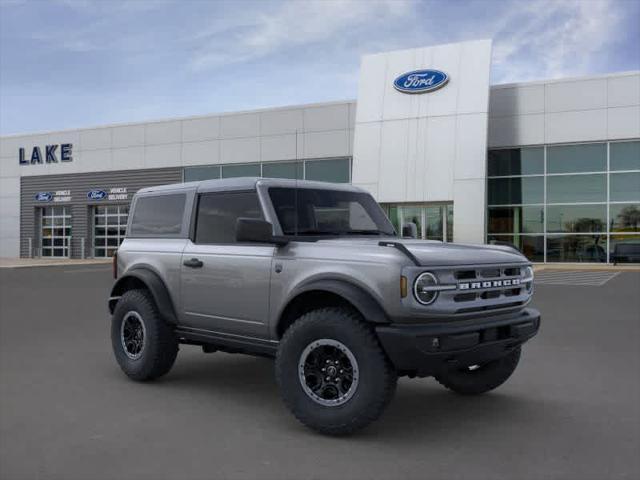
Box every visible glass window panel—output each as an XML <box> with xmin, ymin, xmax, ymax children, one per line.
<box><xmin>610</xmin><ymin>203</ymin><xmax>640</xmax><ymax>233</ymax></box>
<box><xmin>487</xmin><ymin>177</ymin><xmax>544</xmax><ymax>205</ymax></box>
<box><xmin>400</xmin><ymin>206</ymin><xmax>423</xmax><ymax>239</ymax></box>
<box><xmin>446</xmin><ymin>205</ymin><xmax>454</xmax><ymax>242</ymax></box>
<box><xmin>610</xmin><ymin>141</ymin><xmax>640</xmax><ymax>171</ymax></box>
<box><xmin>221</xmin><ymin>164</ymin><xmax>261</xmax><ymax>178</ymax></box>
<box><xmin>95</xmin><ymin>206</ymin><xmax>105</xmax><ymax>214</ymax></box>
<box><xmin>610</xmin><ymin>172</ymin><xmax>640</xmax><ymax>202</ymax></box>
<box><xmin>195</xmin><ymin>192</ymin><xmax>263</xmax><ymax>244</ymax></box>
<box><xmin>95</xmin><ymin>227</ymin><xmax>106</xmax><ymax>236</ymax></box>
<box><xmin>53</xmin><ymin>238</ymin><xmax>64</xmax><ymax>247</ymax></box>
<box><xmin>106</xmin><ymin>215</ymin><xmax>119</xmax><ymax>226</ymax></box>
<box><xmin>546</xmin><ymin>204</ymin><xmax>606</xmax><ymax>233</ymax></box>
<box><xmin>129</xmin><ymin>193</ymin><xmax>186</xmax><ymax>236</ymax></box>
<box><xmin>106</xmin><ymin>248</ymin><xmax>118</xmax><ymax>257</ymax></box>
<box><xmin>95</xmin><ymin>216</ymin><xmax>105</xmax><ymax>225</ymax></box>
<box><xmin>488</xmin><ymin>206</ymin><xmax>544</xmax><ymax>234</ymax></box>
<box><xmin>610</xmin><ymin>234</ymin><xmax>640</xmax><ymax>263</ymax></box>
<box><xmin>53</xmin><ymin>249</ymin><xmax>65</xmax><ymax>257</ymax></box>
<box><xmin>94</xmin><ymin>248</ymin><xmax>106</xmax><ymax>257</ymax></box>
<box><xmin>487</xmin><ymin>235</ymin><xmax>544</xmax><ymax>262</ymax></box>
<box><xmin>262</xmin><ymin>162</ymin><xmax>303</xmax><ymax>179</ymax></box>
<box><xmin>546</xmin><ymin>235</ymin><xmax>607</xmax><ymax>262</ymax></box>
<box><xmin>106</xmin><ymin>237</ymin><xmax>119</xmax><ymax>247</ymax></box>
<box><xmin>425</xmin><ymin>206</ymin><xmax>443</xmax><ymax>240</ymax></box>
<box><xmin>305</xmin><ymin>158</ymin><xmax>350</xmax><ymax>183</ymax></box>
<box><xmin>547</xmin><ymin>174</ymin><xmax>606</xmax><ymax>203</ymax></box>
<box><xmin>53</xmin><ymin>217</ymin><xmax>64</xmax><ymax>226</ymax></box>
<box><xmin>42</xmin><ymin>217</ymin><xmax>52</xmax><ymax>226</ymax></box>
<box><xmin>42</xmin><ymin>238</ymin><xmax>52</xmax><ymax>247</ymax></box>
<box><xmin>386</xmin><ymin>205</ymin><xmax>400</xmax><ymax>235</ymax></box>
<box><xmin>547</xmin><ymin>143</ymin><xmax>606</xmax><ymax>173</ymax></box>
<box><xmin>53</xmin><ymin>206</ymin><xmax>64</xmax><ymax>216</ymax></box>
<box><xmin>487</xmin><ymin>148</ymin><xmax>544</xmax><ymax>176</ymax></box>
<box><xmin>184</xmin><ymin>165</ymin><xmax>221</xmax><ymax>182</ymax></box>
<box><xmin>42</xmin><ymin>248</ymin><xmax>53</xmax><ymax>257</ymax></box>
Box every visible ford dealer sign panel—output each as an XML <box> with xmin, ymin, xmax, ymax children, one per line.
<box><xmin>393</xmin><ymin>69</ymin><xmax>449</xmax><ymax>93</ymax></box>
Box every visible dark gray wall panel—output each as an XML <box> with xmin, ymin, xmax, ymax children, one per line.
<box><xmin>20</xmin><ymin>167</ymin><xmax>182</xmax><ymax>258</ymax></box>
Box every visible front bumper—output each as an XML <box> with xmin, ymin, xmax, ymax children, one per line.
<box><xmin>375</xmin><ymin>308</ymin><xmax>540</xmax><ymax>377</ymax></box>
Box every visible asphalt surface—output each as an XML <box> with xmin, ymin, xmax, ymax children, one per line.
<box><xmin>0</xmin><ymin>265</ymin><xmax>639</xmax><ymax>480</ymax></box>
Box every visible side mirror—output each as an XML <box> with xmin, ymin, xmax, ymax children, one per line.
<box><xmin>236</xmin><ymin>218</ymin><xmax>287</xmax><ymax>245</ymax></box>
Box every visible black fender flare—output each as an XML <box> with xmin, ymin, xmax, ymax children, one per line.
<box><xmin>108</xmin><ymin>268</ymin><xmax>178</xmax><ymax>325</ymax></box>
<box><xmin>281</xmin><ymin>278</ymin><xmax>390</xmax><ymax>326</ymax></box>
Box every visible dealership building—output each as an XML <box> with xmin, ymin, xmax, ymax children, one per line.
<box><xmin>1</xmin><ymin>39</ymin><xmax>639</xmax><ymax>263</ymax></box>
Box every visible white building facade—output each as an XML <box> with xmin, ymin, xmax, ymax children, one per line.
<box><xmin>1</xmin><ymin>40</ymin><xmax>638</xmax><ymax>263</ymax></box>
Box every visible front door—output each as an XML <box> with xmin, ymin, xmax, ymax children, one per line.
<box><xmin>180</xmin><ymin>190</ymin><xmax>274</xmax><ymax>338</ymax></box>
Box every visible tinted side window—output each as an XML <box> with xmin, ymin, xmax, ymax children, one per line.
<box><xmin>129</xmin><ymin>194</ymin><xmax>186</xmax><ymax>236</ymax></box>
<box><xmin>195</xmin><ymin>192</ymin><xmax>263</xmax><ymax>244</ymax></box>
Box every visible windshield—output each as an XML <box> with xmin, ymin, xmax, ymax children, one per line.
<box><xmin>268</xmin><ymin>187</ymin><xmax>396</xmax><ymax>237</ymax></box>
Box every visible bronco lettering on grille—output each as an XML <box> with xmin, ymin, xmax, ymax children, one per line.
<box><xmin>458</xmin><ymin>278</ymin><xmax>521</xmax><ymax>290</ymax></box>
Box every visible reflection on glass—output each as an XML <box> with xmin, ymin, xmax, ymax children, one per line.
<box><xmin>184</xmin><ymin>165</ymin><xmax>221</xmax><ymax>182</ymax></box>
<box><xmin>547</xmin><ymin>143</ymin><xmax>606</xmax><ymax>173</ymax></box>
<box><xmin>262</xmin><ymin>162</ymin><xmax>303</xmax><ymax>179</ymax></box>
<box><xmin>610</xmin><ymin>141</ymin><xmax>640</xmax><ymax>171</ymax></box>
<box><xmin>487</xmin><ymin>235</ymin><xmax>544</xmax><ymax>262</ymax></box>
<box><xmin>222</xmin><ymin>164</ymin><xmax>261</xmax><ymax>178</ymax></box>
<box><xmin>546</xmin><ymin>235</ymin><xmax>606</xmax><ymax>262</ymax></box>
<box><xmin>610</xmin><ymin>172</ymin><xmax>640</xmax><ymax>202</ymax></box>
<box><xmin>610</xmin><ymin>234</ymin><xmax>640</xmax><ymax>263</ymax></box>
<box><xmin>610</xmin><ymin>204</ymin><xmax>640</xmax><ymax>232</ymax></box>
<box><xmin>547</xmin><ymin>174</ymin><xmax>606</xmax><ymax>203</ymax></box>
<box><xmin>487</xmin><ymin>177</ymin><xmax>544</xmax><ymax>205</ymax></box>
<box><xmin>401</xmin><ymin>206</ymin><xmax>423</xmax><ymax>239</ymax></box>
<box><xmin>305</xmin><ymin>158</ymin><xmax>350</xmax><ymax>183</ymax></box>
<box><xmin>446</xmin><ymin>205</ymin><xmax>454</xmax><ymax>242</ymax></box>
<box><xmin>488</xmin><ymin>148</ymin><xmax>544</xmax><ymax>176</ymax></box>
<box><xmin>487</xmin><ymin>206</ymin><xmax>543</xmax><ymax>234</ymax></box>
<box><xmin>425</xmin><ymin>207</ymin><xmax>443</xmax><ymax>240</ymax></box>
<box><xmin>546</xmin><ymin>204</ymin><xmax>606</xmax><ymax>232</ymax></box>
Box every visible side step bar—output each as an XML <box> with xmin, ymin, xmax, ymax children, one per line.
<box><xmin>175</xmin><ymin>326</ymin><xmax>278</xmax><ymax>357</ymax></box>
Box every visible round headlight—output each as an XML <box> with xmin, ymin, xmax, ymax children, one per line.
<box><xmin>414</xmin><ymin>272</ymin><xmax>439</xmax><ymax>305</ymax></box>
<box><xmin>525</xmin><ymin>266</ymin><xmax>534</xmax><ymax>292</ymax></box>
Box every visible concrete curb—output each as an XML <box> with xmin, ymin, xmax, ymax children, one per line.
<box><xmin>0</xmin><ymin>258</ymin><xmax>112</xmax><ymax>269</ymax></box>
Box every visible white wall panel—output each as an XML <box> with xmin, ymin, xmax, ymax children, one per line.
<box><xmin>453</xmin><ymin>178</ymin><xmax>485</xmax><ymax>244</ymax></box>
<box><xmin>0</xmin><ymin>136</ymin><xmax>23</xmax><ymax>158</ymax></box>
<box><xmin>112</xmin><ymin>124</ymin><xmax>145</xmax><ymax>148</ymax></box>
<box><xmin>607</xmin><ymin>74</ymin><xmax>640</xmax><ymax>107</ymax></box>
<box><xmin>382</xmin><ymin>48</ymin><xmax>418</xmax><ymax>120</ymax></box>
<box><xmin>377</xmin><ymin>120</ymin><xmax>409</xmax><ymax>202</ymax></box>
<box><xmin>545</xmin><ymin>78</ymin><xmax>607</xmax><ymax>113</ymax></box>
<box><xmin>182</xmin><ymin>140</ymin><xmax>220</xmax><ymax>166</ymax></box>
<box><xmin>355</xmin><ymin>53</ymin><xmax>387</xmax><ymax>123</ymax></box>
<box><xmin>423</xmin><ymin>116</ymin><xmax>455</xmax><ymax>201</ymax></box>
<box><xmin>421</xmin><ymin>43</ymin><xmax>459</xmax><ymax>118</ymax></box>
<box><xmin>608</xmin><ymin>106</ymin><xmax>640</xmax><ymax>139</ymax></box>
<box><xmin>457</xmin><ymin>40</ymin><xmax>492</xmax><ymax>114</ymax></box>
<box><xmin>351</xmin><ymin>122</ymin><xmax>381</xmax><ymax>185</ymax></box>
<box><xmin>220</xmin><ymin>137</ymin><xmax>260</xmax><ymax>164</ymax></box>
<box><xmin>182</xmin><ymin>116</ymin><xmax>220</xmax><ymax>142</ymax></box>
<box><xmin>260</xmin><ymin>134</ymin><xmax>297</xmax><ymax>161</ymax></box>
<box><xmin>303</xmin><ymin>130</ymin><xmax>349</xmax><ymax>159</ymax></box>
<box><xmin>0</xmin><ymin>176</ymin><xmax>20</xmax><ymax>197</ymax></box>
<box><xmin>80</xmin><ymin>128</ymin><xmax>111</xmax><ymax>151</ymax></box>
<box><xmin>112</xmin><ymin>146</ymin><xmax>144</xmax><ymax>170</ymax></box>
<box><xmin>82</xmin><ymin>149</ymin><xmax>112</xmax><ymax>173</ymax></box>
<box><xmin>260</xmin><ymin>109</ymin><xmax>303</xmax><ymax>136</ymax></box>
<box><xmin>304</xmin><ymin>104</ymin><xmax>350</xmax><ymax>132</ymax></box>
<box><xmin>489</xmin><ymin>85</ymin><xmax>545</xmax><ymax>117</ymax></box>
<box><xmin>488</xmin><ymin>113</ymin><xmax>545</xmax><ymax>147</ymax></box>
<box><xmin>220</xmin><ymin>113</ymin><xmax>260</xmax><ymax>139</ymax></box>
<box><xmin>145</xmin><ymin>143</ymin><xmax>181</xmax><ymax>168</ymax></box>
<box><xmin>0</xmin><ymin>157</ymin><xmax>21</xmax><ymax>178</ymax></box>
<box><xmin>545</xmin><ymin>109</ymin><xmax>607</xmax><ymax>143</ymax></box>
<box><xmin>145</xmin><ymin>121</ymin><xmax>182</xmax><ymax>145</ymax></box>
<box><xmin>454</xmin><ymin>114</ymin><xmax>487</xmax><ymax>180</ymax></box>
<box><xmin>0</xmin><ymin>237</ymin><xmax>19</xmax><ymax>257</ymax></box>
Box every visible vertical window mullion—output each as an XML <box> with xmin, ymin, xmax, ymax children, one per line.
<box><xmin>606</xmin><ymin>141</ymin><xmax>610</xmax><ymax>264</ymax></box>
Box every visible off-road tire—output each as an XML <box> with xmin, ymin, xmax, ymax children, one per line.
<box><xmin>275</xmin><ymin>307</ymin><xmax>397</xmax><ymax>435</ymax></box>
<box><xmin>435</xmin><ymin>347</ymin><xmax>521</xmax><ymax>395</ymax></box>
<box><xmin>111</xmin><ymin>289</ymin><xmax>178</xmax><ymax>381</ymax></box>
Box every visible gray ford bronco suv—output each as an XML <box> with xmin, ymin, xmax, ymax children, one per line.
<box><xmin>108</xmin><ymin>178</ymin><xmax>540</xmax><ymax>435</ymax></box>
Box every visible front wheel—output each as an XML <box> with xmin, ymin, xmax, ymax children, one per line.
<box><xmin>435</xmin><ymin>347</ymin><xmax>521</xmax><ymax>395</ymax></box>
<box><xmin>275</xmin><ymin>308</ymin><xmax>397</xmax><ymax>436</ymax></box>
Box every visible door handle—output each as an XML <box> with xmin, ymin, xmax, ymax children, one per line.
<box><xmin>183</xmin><ymin>258</ymin><xmax>204</xmax><ymax>268</ymax></box>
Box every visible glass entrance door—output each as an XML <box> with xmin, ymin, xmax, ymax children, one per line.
<box><xmin>385</xmin><ymin>204</ymin><xmax>454</xmax><ymax>242</ymax></box>
<box><xmin>40</xmin><ymin>206</ymin><xmax>72</xmax><ymax>257</ymax></box>
<box><xmin>93</xmin><ymin>205</ymin><xmax>129</xmax><ymax>257</ymax></box>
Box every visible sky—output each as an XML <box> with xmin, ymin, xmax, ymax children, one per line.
<box><xmin>1</xmin><ymin>0</ymin><xmax>639</xmax><ymax>135</ymax></box>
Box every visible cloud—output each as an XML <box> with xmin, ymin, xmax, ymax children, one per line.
<box><xmin>491</xmin><ymin>0</ymin><xmax>625</xmax><ymax>83</ymax></box>
<box><xmin>189</xmin><ymin>0</ymin><xmax>414</xmax><ymax>71</ymax></box>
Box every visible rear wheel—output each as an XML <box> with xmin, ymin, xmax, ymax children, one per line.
<box><xmin>111</xmin><ymin>289</ymin><xmax>178</xmax><ymax>381</ymax></box>
<box><xmin>276</xmin><ymin>307</ymin><xmax>397</xmax><ymax>435</ymax></box>
<box><xmin>435</xmin><ymin>347</ymin><xmax>521</xmax><ymax>395</ymax></box>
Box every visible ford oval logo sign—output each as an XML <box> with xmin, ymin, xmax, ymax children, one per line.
<box><xmin>87</xmin><ymin>190</ymin><xmax>107</xmax><ymax>200</ymax></box>
<box><xmin>393</xmin><ymin>69</ymin><xmax>449</xmax><ymax>94</ymax></box>
<box><xmin>35</xmin><ymin>192</ymin><xmax>53</xmax><ymax>202</ymax></box>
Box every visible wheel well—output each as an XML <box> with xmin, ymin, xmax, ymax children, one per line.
<box><xmin>276</xmin><ymin>290</ymin><xmax>360</xmax><ymax>339</ymax></box>
<box><xmin>109</xmin><ymin>276</ymin><xmax>150</xmax><ymax>314</ymax></box>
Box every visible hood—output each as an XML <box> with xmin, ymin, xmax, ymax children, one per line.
<box><xmin>317</xmin><ymin>237</ymin><xmax>527</xmax><ymax>266</ymax></box>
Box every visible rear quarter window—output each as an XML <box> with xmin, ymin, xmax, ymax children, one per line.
<box><xmin>129</xmin><ymin>193</ymin><xmax>187</xmax><ymax>236</ymax></box>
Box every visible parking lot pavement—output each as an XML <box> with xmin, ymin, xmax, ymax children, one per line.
<box><xmin>1</xmin><ymin>266</ymin><xmax>639</xmax><ymax>480</ymax></box>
